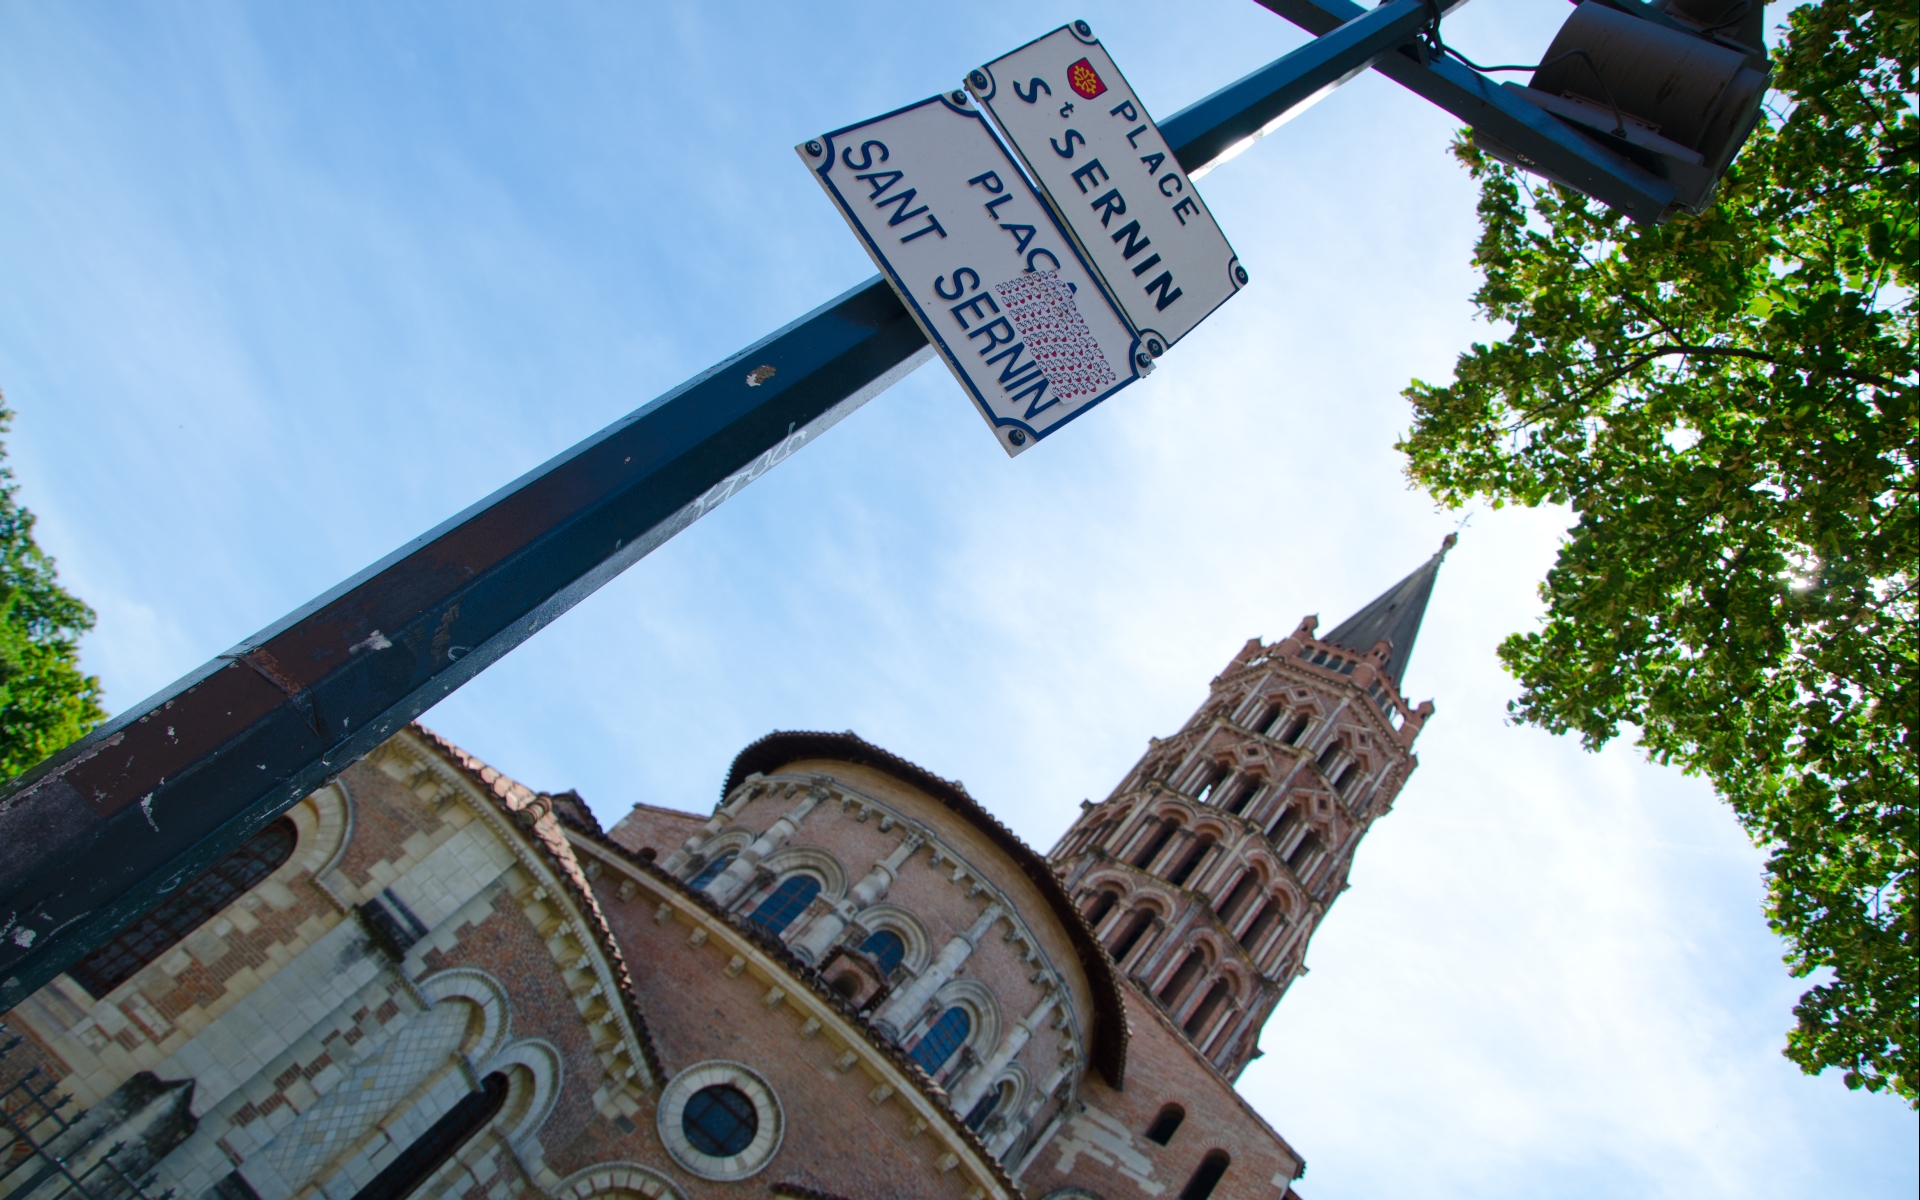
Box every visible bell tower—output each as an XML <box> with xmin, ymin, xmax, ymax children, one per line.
<box><xmin>1050</xmin><ymin>536</ymin><xmax>1453</xmax><ymax>1078</ymax></box>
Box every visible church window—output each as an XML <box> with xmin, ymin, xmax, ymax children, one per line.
<box><xmin>1158</xmin><ymin>950</ymin><xmax>1206</xmax><ymax>1007</ymax></box>
<box><xmin>1253</xmin><ymin>701</ymin><xmax>1283</xmax><ymax>734</ymax></box>
<box><xmin>1166</xmin><ymin>837</ymin><xmax>1214</xmax><ymax>887</ymax></box>
<box><xmin>1144</xmin><ymin>1103</ymin><xmax>1185</xmax><ymax>1145</ymax></box>
<box><xmin>747</xmin><ymin>874</ymin><xmax>821</xmax><ymax>935</ymax></box>
<box><xmin>1239</xmin><ymin>898</ymin><xmax>1285</xmax><ymax>950</ymax></box>
<box><xmin>1132</xmin><ymin>819</ymin><xmax>1180</xmax><ymax>869</ymax></box>
<box><xmin>909</xmin><ymin>1006</ymin><xmax>970</xmax><ymax>1075</ymax></box>
<box><xmin>1277</xmin><ymin>714</ymin><xmax>1310</xmax><ymax>745</ymax></box>
<box><xmin>688</xmin><ymin>851</ymin><xmax>736</xmax><ymax>890</ymax></box>
<box><xmin>1316</xmin><ymin>741</ymin><xmax>1342</xmax><ymax>772</ymax></box>
<box><xmin>858</xmin><ymin>929</ymin><xmax>906</xmax><ymax>976</ymax></box>
<box><xmin>1179</xmin><ymin>1151</ymin><xmax>1232</xmax><ymax>1200</ymax></box>
<box><xmin>682</xmin><ymin>1083</ymin><xmax>759</xmax><ymax>1157</ymax></box>
<box><xmin>1286</xmin><ymin>831</ymin><xmax>1321</xmax><ymax>873</ymax></box>
<box><xmin>1332</xmin><ymin>763</ymin><xmax>1358</xmax><ymax>794</ymax></box>
<box><xmin>1222</xmin><ymin>778</ymin><xmax>1259</xmax><ymax>815</ymax></box>
<box><xmin>348</xmin><ymin>1071</ymin><xmax>507</xmax><ymax>1200</ymax></box>
<box><xmin>1184</xmin><ymin>978</ymin><xmax>1232</xmax><ymax>1037</ymax></box>
<box><xmin>69</xmin><ymin>818</ymin><xmax>296</xmax><ymax>1000</ymax></box>
<box><xmin>963</xmin><ymin>1080</ymin><xmax>1010</xmax><ymax>1132</ymax></box>
<box><xmin>1083</xmin><ymin>890</ymin><xmax>1120</xmax><ymax>930</ymax></box>
<box><xmin>1192</xmin><ymin>765</ymin><xmax>1228</xmax><ymax>803</ymax></box>
<box><xmin>1267</xmin><ymin>806</ymin><xmax>1300</xmax><ymax>844</ymax></box>
<box><xmin>1108</xmin><ymin>909</ymin><xmax>1155</xmax><ymax>962</ymax></box>
<box><xmin>1216</xmin><ymin>874</ymin><xmax>1258</xmax><ymax>922</ymax></box>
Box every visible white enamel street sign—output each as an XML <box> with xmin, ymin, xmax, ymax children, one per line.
<box><xmin>799</xmin><ymin>93</ymin><xmax>1146</xmax><ymax>457</ymax></box>
<box><xmin>969</xmin><ymin>23</ymin><xmax>1246</xmax><ymax>355</ymax></box>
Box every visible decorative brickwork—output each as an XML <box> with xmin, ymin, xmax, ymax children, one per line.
<box><xmin>1</xmin><ymin>543</ymin><xmax>1449</xmax><ymax>1200</ymax></box>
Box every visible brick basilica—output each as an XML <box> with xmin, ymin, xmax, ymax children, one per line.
<box><xmin>2</xmin><ymin>541</ymin><xmax>1450</xmax><ymax>1200</ymax></box>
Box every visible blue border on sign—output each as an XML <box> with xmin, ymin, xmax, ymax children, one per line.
<box><xmin>807</xmin><ymin>93</ymin><xmax>1144</xmax><ymax>448</ymax></box>
<box><xmin>969</xmin><ymin>28</ymin><xmax>1247</xmax><ymax>352</ymax></box>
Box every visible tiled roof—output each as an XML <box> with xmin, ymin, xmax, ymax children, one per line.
<box><xmin>408</xmin><ymin>724</ymin><xmax>666</xmax><ymax>1084</ymax></box>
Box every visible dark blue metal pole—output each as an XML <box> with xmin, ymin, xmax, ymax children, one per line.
<box><xmin>1161</xmin><ymin>0</ymin><xmax>1436</xmax><ymax>171</ymax></box>
<box><xmin>1253</xmin><ymin>0</ymin><xmax>1678</xmax><ymax>221</ymax></box>
<box><xmin>0</xmin><ymin>1</ymin><xmax>1485</xmax><ymax>1004</ymax></box>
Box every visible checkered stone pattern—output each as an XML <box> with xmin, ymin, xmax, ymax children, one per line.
<box><xmin>249</xmin><ymin>1002</ymin><xmax>467</xmax><ymax>1196</ymax></box>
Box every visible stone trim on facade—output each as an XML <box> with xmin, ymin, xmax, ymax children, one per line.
<box><xmin>384</xmin><ymin>728</ymin><xmax>666</xmax><ymax>1088</ymax></box>
<box><xmin>563</xmin><ymin>822</ymin><xmax>1022</xmax><ymax>1200</ymax></box>
<box><xmin>721</xmin><ymin>731</ymin><xmax>1129</xmax><ymax>1089</ymax></box>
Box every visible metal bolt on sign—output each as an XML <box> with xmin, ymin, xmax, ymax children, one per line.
<box><xmin>0</xmin><ymin>0</ymin><xmax>1767</xmax><ymax>1004</ymax></box>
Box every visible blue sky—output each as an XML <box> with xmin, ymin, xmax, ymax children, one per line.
<box><xmin>3</xmin><ymin>1</ymin><xmax>1912</xmax><ymax>1196</ymax></box>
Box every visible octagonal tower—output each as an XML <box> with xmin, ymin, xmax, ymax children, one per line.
<box><xmin>1050</xmin><ymin>536</ymin><xmax>1453</xmax><ymax>1079</ymax></box>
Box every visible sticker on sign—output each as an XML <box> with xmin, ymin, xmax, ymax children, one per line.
<box><xmin>968</xmin><ymin>22</ymin><xmax>1246</xmax><ymax>355</ymax></box>
<box><xmin>799</xmin><ymin>92</ymin><xmax>1145</xmax><ymax>456</ymax></box>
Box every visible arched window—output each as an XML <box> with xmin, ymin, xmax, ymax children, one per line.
<box><xmin>1239</xmin><ymin>898</ymin><xmax>1286</xmax><ymax>951</ymax></box>
<box><xmin>1131</xmin><ymin>819</ymin><xmax>1180</xmax><ymax>869</ymax></box>
<box><xmin>1144</xmin><ymin>1103</ymin><xmax>1185</xmax><ymax>1145</ymax></box>
<box><xmin>1286</xmin><ymin>831</ymin><xmax>1322</xmax><ymax>873</ymax></box>
<box><xmin>348</xmin><ymin>1071</ymin><xmax>507</xmax><ymax>1200</ymax></box>
<box><xmin>1158</xmin><ymin>950</ymin><xmax>1206</xmax><ymax>1007</ymax></box>
<box><xmin>1179</xmin><ymin>1151</ymin><xmax>1232</xmax><ymax>1200</ymax></box>
<box><xmin>1166</xmin><ymin>837</ymin><xmax>1214</xmax><ymax>887</ymax></box>
<box><xmin>964</xmin><ymin>1079</ymin><xmax>1011</xmax><ymax>1132</ymax></box>
<box><xmin>1083</xmin><ymin>889</ymin><xmax>1121</xmax><ymax>930</ymax></box>
<box><xmin>908</xmin><ymin>1006</ymin><xmax>970</xmax><ymax>1075</ymax></box>
<box><xmin>747</xmin><ymin>875</ymin><xmax>821</xmax><ymax>935</ymax></box>
<box><xmin>688</xmin><ymin>850</ymin><xmax>737</xmax><ymax>891</ymax></box>
<box><xmin>70</xmin><ymin>818</ymin><xmax>297</xmax><ymax>1000</ymax></box>
<box><xmin>1222</xmin><ymin>778</ymin><xmax>1259</xmax><ymax>815</ymax></box>
<box><xmin>1215</xmin><ymin>874</ymin><xmax>1258</xmax><ymax>923</ymax></box>
<box><xmin>858</xmin><ymin>929</ymin><xmax>906</xmax><ymax>976</ymax></box>
<box><xmin>1183</xmin><ymin>978</ymin><xmax>1233</xmax><ymax>1037</ymax></box>
<box><xmin>1108</xmin><ymin>909</ymin><xmax>1155</xmax><ymax>963</ymax></box>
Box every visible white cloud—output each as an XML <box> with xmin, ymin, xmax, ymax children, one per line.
<box><xmin>3</xmin><ymin>0</ymin><xmax>1910</xmax><ymax>1194</ymax></box>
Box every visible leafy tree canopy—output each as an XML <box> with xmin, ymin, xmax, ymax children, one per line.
<box><xmin>0</xmin><ymin>400</ymin><xmax>106</xmax><ymax>780</ymax></box>
<box><xmin>1400</xmin><ymin>0</ymin><xmax>1916</xmax><ymax>1103</ymax></box>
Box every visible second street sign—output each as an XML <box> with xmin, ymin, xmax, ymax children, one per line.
<box><xmin>799</xmin><ymin>93</ymin><xmax>1146</xmax><ymax>456</ymax></box>
<box><xmin>969</xmin><ymin>22</ymin><xmax>1246</xmax><ymax>355</ymax></box>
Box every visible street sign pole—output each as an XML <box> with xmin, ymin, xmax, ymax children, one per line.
<box><xmin>0</xmin><ymin>0</ymin><xmax>1694</xmax><ymax>1003</ymax></box>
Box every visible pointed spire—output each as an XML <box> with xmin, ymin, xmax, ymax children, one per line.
<box><xmin>1322</xmin><ymin>533</ymin><xmax>1455</xmax><ymax>687</ymax></box>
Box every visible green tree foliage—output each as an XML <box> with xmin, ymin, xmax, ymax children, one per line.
<box><xmin>0</xmin><ymin>400</ymin><xmax>106</xmax><ymax>780</ymax></box>
<box><xmin>1399</xmin><ymin>0</ymin><xmax>1916</xmax><ymax>1103</ymax></box>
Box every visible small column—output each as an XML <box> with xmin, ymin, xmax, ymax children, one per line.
<box><xmin>951</xmin><ymin>991</ymin><xmax>1058</xmax><ymax>1113</ymax></box>
<box><xmin>789</xmin><ymin>831</ymin><xmax>925</xmax><ymax>963</ymax></box>
<box><xmin>704</xmin><ymin>779</ymin><xmax>827</xmax><ymax>906</ymax></box>
<box><xmin>660</xmin><ymin>776</ymin><xmax>764</xmax><ymax>872</ymax></box>
<box><xmin>874</xmin><ymin>904</ymin><xmax>1003</xmax><ymax>1040</ymax></box>
<box><xmin>986</xmin><ymin>1051</ymin><xmax>1072</xmax><ymax>1159</ymax></box>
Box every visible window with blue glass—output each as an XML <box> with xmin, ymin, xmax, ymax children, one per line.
<box><xmin>688</xmin><ymin>851</ymin><xmax>737</xmax><ymax>891</ymax></box>
<box><xmin>908</xmin><ymin>1006</ymin><xmax>970</xmax><ymax>1075</ymax></box>
<box><xmin>858</xmin><ymin>929</ymin><xmax>906</xmax><ymax>976</ymax></box>
<box><xmin>963</xmin><ymin>1082</ymin><xmax>1006</xmax><ymax>1131</ymax></box>
<box><xmin>746</xmin><ymin>874</ymin><xmax>821</xmax><ymax>935</ymax></box>
<box><xmin>682</xmin><ymin>1084</ymin><xmax>758</xmax><ymax>1157</ymax></box>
